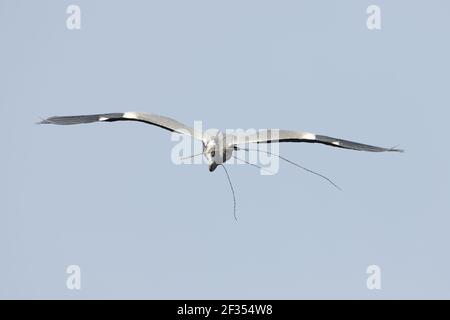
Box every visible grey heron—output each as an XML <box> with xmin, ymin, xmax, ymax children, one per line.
<box><xmin>39</xmin><ymin>112</ymin><xmax>403</xmax><ymax>220</ymax></box>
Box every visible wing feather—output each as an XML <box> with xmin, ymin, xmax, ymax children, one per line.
<box><xmin>39</xmin><ymin>112</ymin><xmax>202</xmax><ymax>140</ymax></box>
<box><xmin>232</xmin><ymin>129</ymin><xmax>403</xmax><ymax>152</ymax></box>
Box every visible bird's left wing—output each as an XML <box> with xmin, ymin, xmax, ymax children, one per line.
<box><xmin>231</xmin><ymin>129</ymin><xmax>403</xmax><ymax>152</ymax></box>
<box><xmin>39</xmin><ymin>112</ymin><xmax>203</xmax><ymax>140</ymax></box>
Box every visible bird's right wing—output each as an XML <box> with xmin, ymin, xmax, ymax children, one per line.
<box><xmin>39</xmin><ymin>112</ymin><xmax>203</xmax><ymax>140</ymax></box>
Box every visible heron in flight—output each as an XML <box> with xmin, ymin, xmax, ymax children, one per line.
<box><xmin>39</xmin><ymin>112</ymin><xmax>403</xmax><ymax>219</ymax></box>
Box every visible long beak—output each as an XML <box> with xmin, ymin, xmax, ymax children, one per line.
<box><xmin>209</xmin><ymin>162</ymin><xmax>218</xmax><ymax>172</ymax></box>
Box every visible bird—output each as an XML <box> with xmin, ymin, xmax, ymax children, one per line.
<box><xmin>39</xmin><ymin>112</ymin><xmax>403</xmax><ymax>220</ymax></box>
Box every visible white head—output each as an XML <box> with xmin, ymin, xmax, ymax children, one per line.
<box><xmin>203</xmin><ymin>134</ymin><xmax>234</xmax><ymax>172</ymax></box>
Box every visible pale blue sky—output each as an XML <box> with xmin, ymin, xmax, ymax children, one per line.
<box><xmin>1</xmin><ymin>0</ymin><xmax>449</xmax><ymax>299</ymax></box>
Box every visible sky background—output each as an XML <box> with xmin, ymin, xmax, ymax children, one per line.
<box><xmin>1</xmin><ymin>0</ymin><xmax>449</xmax><ymax>299</ymax></box>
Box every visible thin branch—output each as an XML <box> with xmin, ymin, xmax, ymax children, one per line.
<box><xmin>236</xmin><ymin>146</ymin><xmax>342</xmax><ymax>191</ymax></box>
<box><xmin>220</xmin><ymin>164</ymin><xmax>237</xmax><ymax>221</ymax></box>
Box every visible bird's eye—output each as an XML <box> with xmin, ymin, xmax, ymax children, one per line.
<box><xmin>211</xmin><ymin>151</ymin><xmax>215</xmax><ymax>157</ymax></box>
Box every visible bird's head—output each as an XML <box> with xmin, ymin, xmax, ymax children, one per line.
<box><xmin>204</xmin><ymin>140</ymin><xmax>219</xmax><ymax>172</ymax></box>
<box><xmin>203</xmin><ymin>134</ymin><xmax>234</xmax><ymax>172</ymax></box>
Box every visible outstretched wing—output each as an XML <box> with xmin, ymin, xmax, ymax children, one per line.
<box><xmin>39</xmin><ymin>112</ymin><xmax>202</xmax><ymax>140</ymax></box>
<box><xmin>232</xmin><ymin>129</ymin><xmax>403</xmax><ymax>152</ymax></box>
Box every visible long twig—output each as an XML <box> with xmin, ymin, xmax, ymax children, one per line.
<box><xmin>220</xmin><ymin>164</ymin><xmax>237</xmax><ymax>221</ymax></box>
<box><xmin>236</xmin><ymin>146</ymin><xmax>342</xmax><ymax>191</ymax></box>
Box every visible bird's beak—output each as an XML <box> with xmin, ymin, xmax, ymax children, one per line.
<box><xmin>209</xmin><ymin>162</ymin><xmax>218</xmax><ymax>172</ymax></box>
